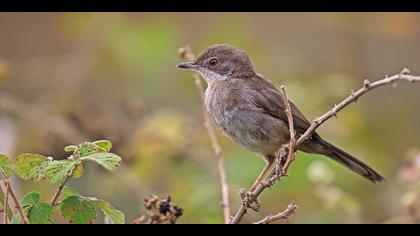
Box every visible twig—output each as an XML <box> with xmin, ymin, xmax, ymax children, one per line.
<box><xmin>3</xmin><ymin>182</ymin><xmax>9</xmax><ymax>224</ymax></box>
<box><xmin>253</xmin><ymin>202</ymin><xmax>298</xmax><ymax>224</ymax></box>
<box><xmin>0</xmin><ymin>177</ymin><xmax>29</xmax><ymax>224</ymax></box>
<box><xmin>178</xmin><ymin>46</ymin><xmax>231</xmax><ymax>224</ymax></box>
<box><xmin>279</xmin><ymin>86</ymin><xmax>296</xmax><ymax>175</ymax></box>
<box><xmin>0</xmin><ymin>181</ymin><xmax>14</xmax><ymax>222</ymax></box>
<box><xmin>295</xmin><ymin>68</ymin><xmax>420</xmax><ymax>148</ymax></box>
<box><xmin>231</xmin><ymin>68</ymin><xmax>420</xmax><ymax>224</ymax></box>
<box><xmin>50</xmin><ymin>163</ymin><xmax>78</xmax><ymax>207</ymax></box>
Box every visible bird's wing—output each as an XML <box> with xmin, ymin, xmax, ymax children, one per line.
<box><xmin>247</xmin><ymin>76</ymin><xmax>313</xmax><ymax>134</ymax></box>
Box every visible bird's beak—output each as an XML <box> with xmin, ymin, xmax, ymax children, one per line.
<box><xmin>176</xmin><ymin>61</ymin><xmax>199</xmax><ymax>70</ymax></box>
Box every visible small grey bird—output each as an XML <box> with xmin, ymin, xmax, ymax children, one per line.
<box><xmin>177</xmin><ymin>44</ymin><xmax>384</xmax><ymax>191</ymax></box>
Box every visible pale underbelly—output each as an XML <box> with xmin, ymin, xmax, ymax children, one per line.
<box><xmin>211</xmin><ymin>109</ymin><xmax>290</xmax><ymax>156</ymax></box>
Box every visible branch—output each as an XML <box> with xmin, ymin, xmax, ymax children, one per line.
<box><xmin>254</xmin><ymin>202</ymin><xmax>298</xmax><ymax>224</ymax></box>
<box><xmin>178</xmin><ymin>46</ymin><xmax>231</xmax><ymax>224</ymax></box>
<box><xmin>3</xmin><ymin>182</ymin><xmax>9</xmax><ymax>224</ymax></box>
<box><xmin>231</xmin><ymin>68</ymin><xmax>420</xmax><ymax>224</ymax></box>
<box><xmin>295</xmin><ymin>68</ymin><xmax>420</xmax><ymax>148</ymax></box>
<box><xmin>50</xmin><ymin>163</ymin><xmax>78</xmax><ymax>207</ymax></box>
<box><xmin>0</xmin><ymin>172</ymin><xmax>29</xmax><ymax>224</ymax></box>
<box><xmin>280</xmin><ymin>86</ymin><xmax>297</xmax><ymax>175</ymax></box>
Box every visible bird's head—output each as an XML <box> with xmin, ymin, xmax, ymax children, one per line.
<box><xmin>177</xmin><ymin>44</ymin><xmax>256</xmax><ymax>83</ymax></box>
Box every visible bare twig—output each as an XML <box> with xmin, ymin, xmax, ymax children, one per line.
<box><xmin>50</xmin><ymin>163</ymin><xmax>78</xmax><ymax>207</ymax></box>
<box><xmin>0</xmin><ymin>177</ymin><xmax>29</xmax><ymax>224</ymax></box>
<box><xmin>0</xmin><ymin>181</ymin><xmax>13</xmax><ymax>222</ymax></box>
<box><xmin>295</xmin><ymin>68</ymin><xmax>420</xmax><ymax>148</ymax></box>
<box><xmin>254</xmin><ymin>202</ymin><xmax>298</xmax><ymax>224</ymax></box>
<box><xmin>3</xmin><ymin>182</ymin><xmax>9</xmax><ymax>224</ymax></box>
<box><xmin>178</xmin><ymin>46</ymin><xmax>231</xmax><ymax>224</ymax></box>
<box><xmin>279</xmin><ymin>86</ymin><xmax>296</xmax><ymax>175</ymax></box>
<box><xmin>231</xmin><ymin>68</ymin><xmax>420</xmax><ymax>224</ymax></box>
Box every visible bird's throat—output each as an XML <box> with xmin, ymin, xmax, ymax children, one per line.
<box><xmin>196</xmin><ymin>68</ymin><xmax>227</xmax><ymax>84</ymax></box>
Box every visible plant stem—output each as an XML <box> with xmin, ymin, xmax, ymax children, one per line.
<box><xmin>50</xmin><ymin>165</ymin><xmax>77</xmax><ymax>207</ymax></box>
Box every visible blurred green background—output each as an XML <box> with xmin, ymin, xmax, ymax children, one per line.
<box><xmin>0</xmin><ymin>13</ymin><xmax>419</xmax><ymax>224</ymax></box>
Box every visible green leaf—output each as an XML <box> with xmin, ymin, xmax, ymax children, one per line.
<box><xmin>75</xmin><ymin>142</ymin><xmax>105</xmax><ymax>158</ymax></box>
<box><xmin>60</xmin><ymin>196</ymin><xmax>96</xmax><ymax>224</ymax></box>
<box><xmin>45</xmin><ymin>160</ymin><xmax>75</xmax><ymax>184</ymax></box>
<box><xmin>64</xmin><ymin>145</ymin><xmax>77</xmax><ymax>153</ymax></box>
<box><xmin>61</xmin><ymin>187</ymin><xmax>80</xmax><ymax>200</ymax></box>
<box><xmin>11</xmin><ymin>214</ymin><xmax>21</xmax><ymax>224</ymax></box>
<box><xmin>93</xmin><ymin>140</ymin><xmax>112</xmax><ymax>152</ymax></box>
<box><xmin>72</xmin><ymin>163</ymin><xmax>84</xmax><ymax>178</ymax></box>
<box><xmin>86</xmin><ymin>197</ymin><xmax>125</xmax><ymax>224</ymax></box>
<box><xmin>80</xmin><ymin>153</ymin><xmax>121</xmax><ymax>172</ymax></box>
<box><xmin>27</xmin><ymin>203</ymin><xmax>54</xmax><ymax>224</ymax></box>
<box><xmin>14</xmin><ymin>153</ymin><xmax>49</xmax><ymax>181</ymax></box>
<box><xmin>19</xmin><ymin>191</ymin><xmax>54</xmax><ymax>224</ymax></box>
<box><xmin>20</xmin><ymin>191</ymin><xmax>41</xmax><ymax>211</ymax></box>
<box><xmin>0</xmin><ymin>154</ymin><xmax>14</xmax><ymax>178</ymax></box>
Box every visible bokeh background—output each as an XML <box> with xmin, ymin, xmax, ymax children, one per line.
<box><xmin>0</xmin><ymin>13</ymin><xmax>419</xmax><ymax>224</ymax></box>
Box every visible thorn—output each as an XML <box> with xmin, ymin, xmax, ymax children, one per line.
<box><xmin>331</xmin><ymin>105</ymin><xmax>338</xmax><ymax>118</ymax></box>
<box><xmin>400</xmin><ymin>68</ymin><xmax>410</xmax><ymax>75</ymax></box>
<box><xmin>239</xmin><ymin>188</ymin><xmax>246</xmax><ymax>199</ymax></box>
<box><xmin>350</xmin><ymin>90</ymin><xmax>359</xmax><ymax>103</ymax></box>
<box><xmin>363</xmin><ymin>79</ymin><xmax>370</xmax><ymax>88</ymax></box>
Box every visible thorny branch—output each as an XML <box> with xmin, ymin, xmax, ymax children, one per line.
<box><xmin>178</xmin><ymin>46</ymin><xmax>231</xmax><ymax>224</ymax></box>
<box><xmin>254</xmin><ymin>202</ymin><xmax>298</xmax><ymax>224</ymax></box>
<box><xmin>0</xmin><ymin>172</ymin><xmax>29</xmax><ymax>224</ymax></box>
<box><xmin>231</xmin><ymin>68</ymin><xmax>420</xmax><ymax>224</ymax></box>
<box><xmin>50</xmin><ymin>162</ymin><xmax>78</xmax><ymax>207</ymax></box>
<box><xmin>2</xmin><ymin>182</ymin><xmax>9</xmax><ymax>224</ymax></box>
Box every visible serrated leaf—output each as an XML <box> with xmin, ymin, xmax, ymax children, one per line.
<box><xmin>64</xmin><ymin>145</ymin><xmax>77</xmax><ymax>153</ymax></box>
<box><xmin>27</xmin><ymin>203</ymin><xmax>54</xmax><ymax>224</ymax></box>
<box><xmin>14</xmin><ymin>153</ymin><xmax>49</xmax><ymax>181</ymax></box>
<box><xmin>93</xmin><ymin>140</ymin><xmax>112</xmax><ymax>152</ymax></box>
<box><xmin>61</xmin><ymin>187</ymin><xmax>80</xmax><ymax>201</ymax></box>
<box><xmin>86</xmin><ymin>197</ymin><xmax>125</xmax><ymax>224</ymax></box>
<box><xmin>19</xmin><ymin>192</ymin><xmax>54</xmax><ymax>224</ymax></box>
<box><xmin>60</xmin><ymin>196</ymin><xmax>96</xmax><ymax>224</ymax></box>
<box><xmin>80</xmin><ymin>153</ymin><xmax>121</xmax><ymax>172</ymax></box>
<box><xmin>45</xmin><ymin>160</ymin><xmax>76</xmax><ymax>183</ymax></box>
<box><xmin>0</xmin><ymin>154</ymin><xmax>14</xmax><ymax>178</ymax></box>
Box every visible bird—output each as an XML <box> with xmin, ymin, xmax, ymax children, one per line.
<box><xmin>177</xmin><ymin>44</ymin><xmax>384</xmax><ymax>191</ymax></box>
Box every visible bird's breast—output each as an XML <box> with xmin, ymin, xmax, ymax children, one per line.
<box><xmin>204</xmin><ymin>81</ymin><xmax>288</xmax><ymax>156</ymax></box>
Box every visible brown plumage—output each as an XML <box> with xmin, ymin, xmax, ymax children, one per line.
<box><xmin>177</xmin><ymin>44</ymin><xmax>384</xmax><ymax>189</ymax></box>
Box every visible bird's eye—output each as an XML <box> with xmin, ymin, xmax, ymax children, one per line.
<box><xmin>209</xmin><ymin>57</ymin><xmax>219</xmax><ymax>67</ymax></box>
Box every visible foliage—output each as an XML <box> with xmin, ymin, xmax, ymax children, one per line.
<box><xmin>0</xmin><ymin>140</ymin><xmax>124</xmax><ymax>224</ymax></box>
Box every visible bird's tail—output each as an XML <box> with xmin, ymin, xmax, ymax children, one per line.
<box><xmin>316</xmin><ymin>138</ymin><xmax>385</xmax><ymax>183</ymax></box>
